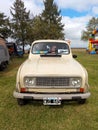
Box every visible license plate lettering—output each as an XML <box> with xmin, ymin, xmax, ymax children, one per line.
<box><xmin>43</xmin><ymin>97</ymin><xmax>61</xmax><ymax>105</ymax></box>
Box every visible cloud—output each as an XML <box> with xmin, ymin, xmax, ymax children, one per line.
<box><xmin>24</xmin><ymin>0</ymin><xmax>44</xmax><ymax>16</ymax></box>
<box><xmin>0</xmin><ymin>0</ymin><xmax>12</xmax><ymax>17</ymax></box>
<box><xmin>0</xmin><ymin>0</ymin><xmax>95</xmax><ymax>47</ymax></box>
<box><xmin>62</xmin><ymin>15</ymin><xmax>92</xmax><ymax>47</ymax></box>
<box><xmin>55</xmin><ymin>0</ymin><xmax>98</xmax><ymax>13</ymax></box>
<box><xmin>92</xmin><ymin>6</ymin><xmax>98</xmax><ymax>15</ymax></box>
<box><xmin>0</xmin><ymin>0</ymin><xmax>44</xmax><ymax>17</ymax></box>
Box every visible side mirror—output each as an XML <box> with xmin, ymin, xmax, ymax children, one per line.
<box><xmin>73</xmin><ymin>55</ymin><xmax>77</xmax><ymax>58</ymax></box>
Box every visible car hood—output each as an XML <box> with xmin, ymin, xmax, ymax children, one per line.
<box><xmin>20</xmin><ymin>56</ymin><xmax>85</xmax><ymax>77</ymax></box>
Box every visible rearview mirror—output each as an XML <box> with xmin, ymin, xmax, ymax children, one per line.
<box><xmin>73</xmin><ymin>55</ymin><xmax>77</xmax><ymax>58</ymax></box>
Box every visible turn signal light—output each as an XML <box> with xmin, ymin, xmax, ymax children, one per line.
<box><xmin>20</xmin><ymin>88</ymin><xmax>26</xmax><ymax>92</ymax></box>
<box><xmin>80</xmin><ymin>88</ymin><xmax>84</xmax><ymax>93</ymax></box>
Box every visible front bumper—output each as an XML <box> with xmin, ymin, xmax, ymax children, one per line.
<box><xmin>13</xmin><ymin>91</ymin><xmax>91</xmax><ymax>100</ymax></box>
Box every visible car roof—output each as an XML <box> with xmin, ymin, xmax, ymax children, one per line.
<box><xmin>32</xmin><ymin>39</ymin><xmax>70</xmax><ymax>45</ymax></box>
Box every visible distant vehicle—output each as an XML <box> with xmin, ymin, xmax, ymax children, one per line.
<box><xmin>7</xmin><ymin>42</ymin><xmax>23</xmax><ymax>57</ymax></box>
<box><xmin>13</xmin><ymin>40</ymin><xmax>90</xmax><ymax>106</ymax></box>
<box><xmin>0</xmin><ymin>37</ymin><xmax>9</xmax><ymax>70</ymax></box>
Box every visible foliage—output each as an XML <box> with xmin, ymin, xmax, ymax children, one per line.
<box><xmin>25</xmin><ymin>16</ymin><xmax>35</xmax><ymax>43</ymax></box>
<box><xmin>33</xmin><ymin>0</ymin><xmax>65</xmax><ymax>40</ymax></box>
<box><xmin>0</xmin><ymin>0</ymin><xmax>65</xmax><ymax>45</ymax></box>
<box><xmin>42</xmin><ymin>0</ymin><xmax>65</xmax><ymax>39</ymax></box>
<box><xmin>32</xmin><ymin>16</ymin><xmax>46</xmax><ymax>40</ymax></box>
<box><xmin>0</xmin><ymin>12</ymin><xmax>11</xmax><ymax>38</ymax></box>
<box><xmin>10</xmin><ymin>0</ymin><xmax>31</xmax><ymax>52</ymax></box>
<box><xmin>81</xmin><ymin>17</ymin><xmax>98</xmax><ymax>41</ymax></box>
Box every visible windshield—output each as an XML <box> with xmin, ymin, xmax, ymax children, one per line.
<box><xmin>32</xmin><ymin>42</ymin><xmax>70</xmax><ymax>55</ymax></box>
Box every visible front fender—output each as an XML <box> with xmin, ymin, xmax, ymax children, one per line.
<box><xmin>16</xmin><ymin>62</ymin><xmax>25</xmax><ymax>92</ymax></box>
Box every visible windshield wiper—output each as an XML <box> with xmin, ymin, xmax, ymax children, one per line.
<box><xmin>40</xmin><ymin>54</ymin><xmax>61</xmax><ymax>57</ymax></box>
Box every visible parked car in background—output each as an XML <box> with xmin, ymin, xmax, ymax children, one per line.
<box><xmin>13</xmin><ymin>40</ymin><xmax>91</xmax><ymax>105</ymax></box>
<box><xmin>7</xmin><ymin>42</ymin><xmax>23</xmax><ymax>57</ymax></box>
<box><xmin>0</xmin><ymin>36</ymin><xmax>9</xmax><ymax>71</ymax></box>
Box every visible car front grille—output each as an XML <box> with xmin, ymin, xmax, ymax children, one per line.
<box><xmin>36</xmin><ymin>77</ymin><xmax>70</xmax><ymax>88</ymax></box>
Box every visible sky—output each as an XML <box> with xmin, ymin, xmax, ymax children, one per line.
<box><xmin>0</xmin><ymin>0</ymin><xmax>98</xmax><ymax>48</ymax></box>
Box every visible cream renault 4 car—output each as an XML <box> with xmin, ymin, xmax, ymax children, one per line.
<box><xmin>13</xmin><ymin>40</ymin><xmax>90</xmax><ymax>105</ymax></box>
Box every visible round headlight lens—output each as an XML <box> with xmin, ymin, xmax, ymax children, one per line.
<box><xmin>70</xmin><ymin>78</ymin><xmax>82</xmax><ymax>88</ymax></box>
<box><xmin>24</xmin><ymin>77</ymin><xmax>35</xmax><ymax>87</ymax></box>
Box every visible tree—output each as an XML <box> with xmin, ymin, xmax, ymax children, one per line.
<box><xmin>10</xmin><ymin>0</ymin><xmax>31</xmax><ymax>53</ymax></box>
<box><xmin>32</xmin><ymin>16</ymin><xmax>47</xmax><ymax>40</ymax></box>
<box><xmin>33</xmin><ymin>0</ymin><xmax>65</xmax><ymax>40</ymax></box>
<box><xmin>81</xmin><ymin>17</ymin><xmax>98</xmax><ymax>41</ymax></box>
<box><xmin>0</xmin><ymin>12</ymin><xmax>11</xmax><ymax>38</ymax></box>
<box><xmin>23</xmin><ymin>14</ymin><xmax>35</xmax><ymax>44</ymax></box>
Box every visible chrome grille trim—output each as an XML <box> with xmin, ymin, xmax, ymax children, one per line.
<box><xmin>36</xmin><ymin>77</ymin><xmax>70</xmax><ymax>88</ymax></box>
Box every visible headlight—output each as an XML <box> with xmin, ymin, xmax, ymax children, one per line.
<box><xmin>24</xmin><ymin>77</ymin><xmax>36</xmax><ymax>87</ymax></box>
<box><xmin>70</xmin><ymin>78</ymin><xmax>82</xmax><ymax>88</ymax></box>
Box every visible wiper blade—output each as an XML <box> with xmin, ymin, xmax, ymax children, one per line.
<box><xmin>40</xmin><ymin>54</ymin><xmax>61</xmax><ymax>57</ymax></box>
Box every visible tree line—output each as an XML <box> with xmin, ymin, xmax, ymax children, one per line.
<box><xmin>0</xmin><ymin>0</ymin><xmax>64</xmax><ymax>49</ymax></box>
<box><xmin>0</xmin><ymin>0</ymin><xmax>98</xmax><ymax>49</ymax></box>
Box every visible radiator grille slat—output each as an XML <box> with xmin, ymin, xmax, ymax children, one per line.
<box><xmin>36</xmin><ymin>77</ymin><xmax>69</xmax><ymax>88</ymax></box>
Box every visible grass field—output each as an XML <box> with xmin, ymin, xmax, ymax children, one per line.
<box><xmin>0</xmin><ymin>51</ymin><xmax>98</xmax><ymax>130</ymax></box>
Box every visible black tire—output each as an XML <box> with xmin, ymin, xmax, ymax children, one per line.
<box><xmin>0</xmin><ymin>64</ymin><xmax>5</xmax><ymax>71</ymax></box>
<box><xmin>0</xmin><ymin>61</ymin><xmax>8</xmax><ymax>71</ymax></box>
<box><xmin>17</xmin><ymin>99</ymin><xmax>26</xmax><ymax>106</ymax></box>
<box><xmin>78</xmin><ymin>99</ymin><xmax>86</xmax><ymax>104</ymax></box>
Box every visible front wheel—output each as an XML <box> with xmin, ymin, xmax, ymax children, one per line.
<box><xmin>17</xmin><ymin>99</ymin><xmax>27</xmax><ymax>106</ymax></box>
<box><xmin>78</xmin><ymin>99</ymin><xmax>86</xmax><ymax>104</ymax></box>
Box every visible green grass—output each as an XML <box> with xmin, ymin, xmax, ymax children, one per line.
<box><xmin>0</xmin><ymin>52</ymin><xmax>98</xmax><ymax>130</ymax></box>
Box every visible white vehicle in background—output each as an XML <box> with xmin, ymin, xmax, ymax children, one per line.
<box><xmin>13</xmin><ymin>40</ymin><xmax>90</xmax><ymax>105</ymax></box>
